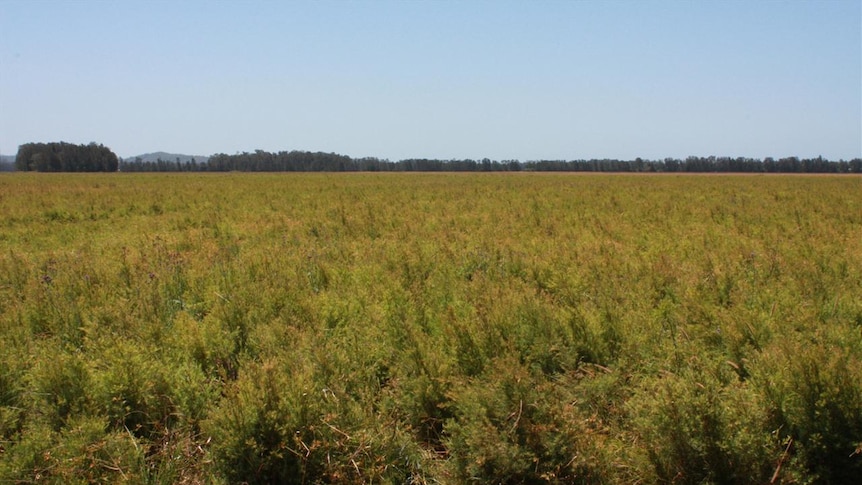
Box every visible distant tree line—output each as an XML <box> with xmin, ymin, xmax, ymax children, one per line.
<box><xmin>9</xmin><ymin>143</ymin><xmax>860</xmax><ymax>173</ymax></box>
<box><xmin>521</xmin><ymin>156</ymin><xmax>862</xmax><ymax>173</ymax></box>
<box><xmin>119</xmin><ymin>156</ymin><xmax>208</xmax><ymax>172</ymax></box>
<box><xmin>15</xmin><ymin>142</ymin><xmax>119</xmax><ymax>172</ymax></box>
<box><xmin>119</xmin><ymin>151</ymin><xmax>862</xmax><ymax>174</ymax></box>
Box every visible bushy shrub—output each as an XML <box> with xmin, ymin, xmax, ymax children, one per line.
<box><xmin>0</xmin><ymin>416</ymin><xmax>145</xmax><ymax>483</ymax></box>
<box><xmin>751</xmin><ymin>329</ymin><xmax>862</xmax><ymax>484</ymax></box>
<box><xmin>628</xmin><ymin>359</ymin><xmax>779</xmax><ymax>484</ymax></box>
<box><xmin>444</xmin><ymin>356</ymin><xmax>638</xmax><ymax>483</ymax></box>
<box><xmin>205</xmin><ymin>358</ymin><xmax>422</xmax><ymax>484</ymax></box>
<box><xmin>0</xmin><ymin>341</ymin><xmax>27</xmax><ymax>441</ymax></box>
<box><xmin>26</xmin><ymin>347</ymin><xmax>91</xmax><ymax>431</ymax></box>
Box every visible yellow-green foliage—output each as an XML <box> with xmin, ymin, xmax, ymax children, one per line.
<box><xmin>0</xmin><ymin>173</ymin><xmax>860</xmax><ymax>484</ymax></box>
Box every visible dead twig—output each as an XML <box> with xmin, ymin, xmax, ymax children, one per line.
<box><xmin>510</xmin><ymin>400</ymin><xmax>523</xmax><ymax>434</ymax></box>
<box><xmin>770</xmin><ymin>438</ymin><xmax>793</xmax><ymax>484</ymax></box>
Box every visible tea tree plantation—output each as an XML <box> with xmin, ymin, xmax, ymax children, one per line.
<box><xmin>0</xmin><ymin>173</ymin><xmax>860</xmax><ymax>483</ymax></box>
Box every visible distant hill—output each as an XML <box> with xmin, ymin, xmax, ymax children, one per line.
<box><xmin>126</xmin><ymin>152</ymin><xmax>209</xmax><ymax>164</ymax></box>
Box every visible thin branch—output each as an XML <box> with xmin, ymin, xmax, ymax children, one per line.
<box><xmin>770</xmin><ymin>438</ymin><xmax>793</xmax><ymax>484</ymax></box>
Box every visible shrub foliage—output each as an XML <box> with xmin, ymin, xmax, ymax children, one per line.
<box><xmin>0</xmin><ymin>173</ymin><xmax>860</xmax><ymax>483</ymax></box>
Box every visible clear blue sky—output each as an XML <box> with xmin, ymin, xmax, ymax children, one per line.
<box><xmin>1</xmin><ymin>0</ymin><xmax>860</xmax><ymax>161</ymax></box>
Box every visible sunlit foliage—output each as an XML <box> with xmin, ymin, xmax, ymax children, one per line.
<box><xmin>1</xmin><ymin>173</ymin><xmax>860</xmax><ymax>483</ymax></box>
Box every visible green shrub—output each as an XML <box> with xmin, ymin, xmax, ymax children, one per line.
<box><xmin>752</xmin><ymin>330</ymin><xmax>862</xmax><ymax>484</ymax></box>
<box><xmin>26</xmin><ymin>346</ymin><xmax>91</xmax><ymax>431</ymax></box>
<box><xmin>0</xmin><ymin>416</ymin><xmax>145</xmax><ymax>484</ymax></box>
<box><xmin>91</xmin><ymin>339</ymin><xmax>177</xmax><ymax>440</ymax></box>
<box><xmin>445</xmin><ymin>357</ymin><xmax>636</xmax><ymax>483</ymax></box>
<box><xmin>628</xmin><ymin>361</ymin><xmax>779</xmax><ymax>484</ymax></box>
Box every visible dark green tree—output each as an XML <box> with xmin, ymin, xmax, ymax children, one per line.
<box><xmin>15</xmin><ymin>142</ymin><xmax>119</xmax><ymax>172</ymax></box>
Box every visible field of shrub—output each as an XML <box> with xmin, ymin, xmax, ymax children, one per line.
<box><xmin>0</xmin><ymin>173</ymin><xmax>860</xmax><ymax>484</ymax></box>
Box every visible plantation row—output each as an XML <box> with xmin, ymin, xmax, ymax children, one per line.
<box><xmin>0</xmin><ymin>173</ymin><xmax>860</xmax><ymax>484</ymax></box>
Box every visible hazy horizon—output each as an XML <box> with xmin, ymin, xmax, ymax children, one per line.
<box><xmin>1</xmin><ymin>0</ymin><xmax>860</xmax><ymax>161</ymax></box>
